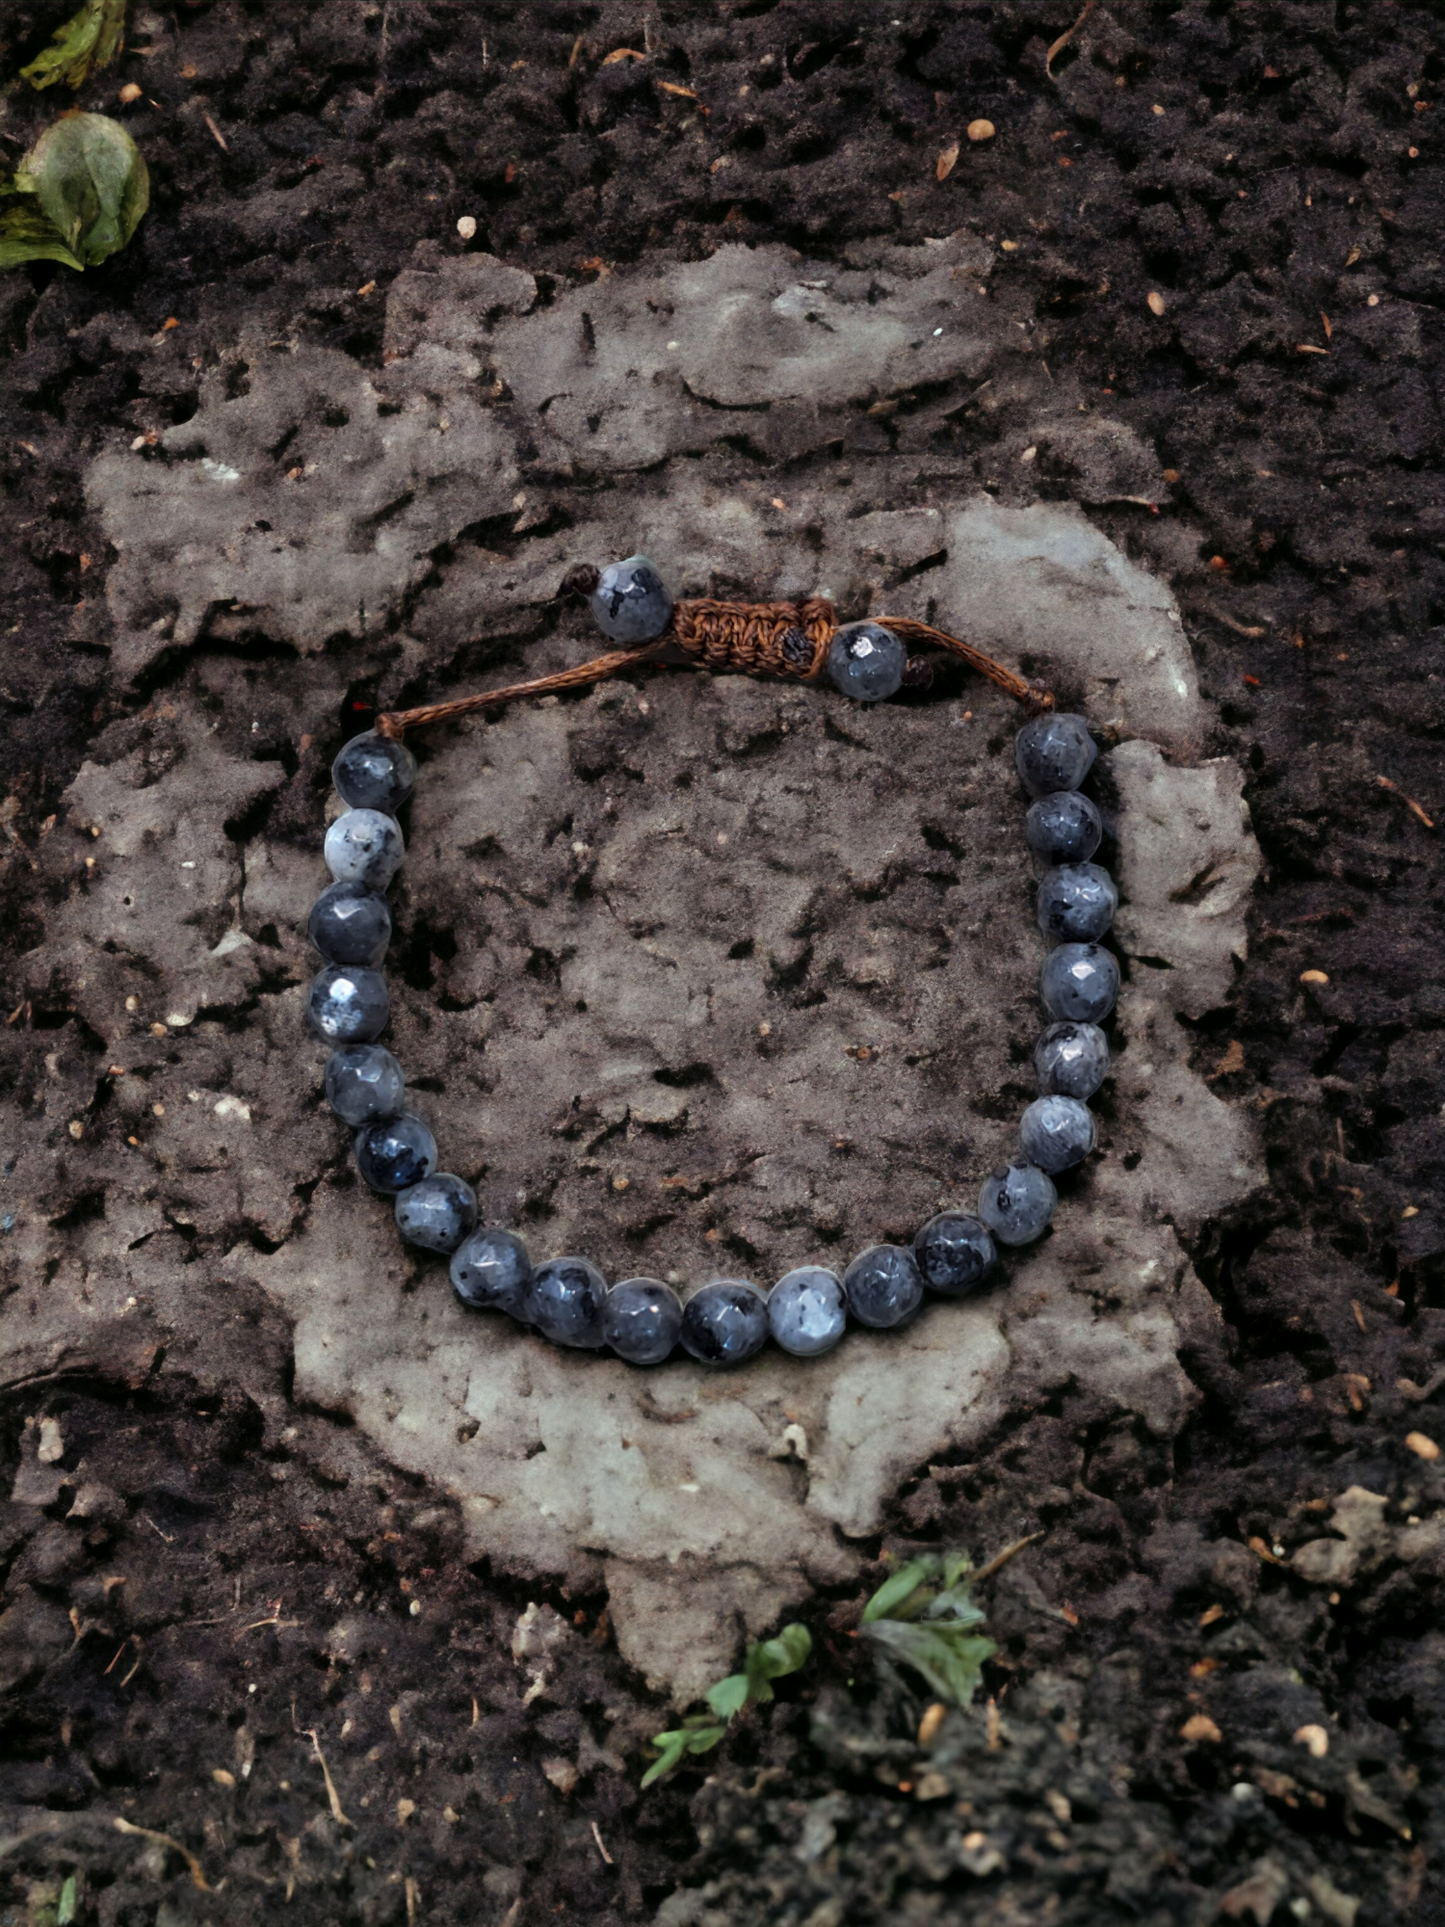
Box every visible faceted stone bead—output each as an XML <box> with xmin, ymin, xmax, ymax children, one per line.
<box><xmin>526</xmin><ymin>1257</ymin><xmax>608</xmax><ymax>1348</ymax></box>
<box><xmin>978</xmin><ymin>1162</ymin><xmax>1056</xmax><ymax>1246</ymax></box>
<box><xmin>590</xmin><ymin>555</ymin><xmax>674</xmax><ymax>643</ymax></box>
<box><xmin>308</xmin><ymin>880</ymin><xmax>392</xmax><ymax>967</ymax></box>
<box><xmin>306</xmin><ymin>965</ymin><xmax>390</xmax><ymax>1044</ymax></box>
<box><xmin>324</xmin><ymin>1044</ymin><xmax>405</xmax><ymax>1126</ymax></box>
<box><xmin>680</xmin><ymin>1281</ymin><xmax>769</xmax><ymax>1367</ymax></box>
<box><xmin>395</xmin><ymin>1173</ymin><xmax>477</xmax><ymax>1254</ymax></box>
<box><xmin>1019</xmin><ymin>1095</ymin><xmax>1096</xmax><ymax>1173</ymax></box>
<box><xmin>913</xmin><ymin>1212</ymin><xmax>996</xmax><ymax>1297</ymax></box>
<box><xmin>826</xmin><ymin>622</ymin><xmax>906</xmax><ymax>703</ymax></box>
<box><xmin>1037</xmin><ymin>863</ymin><xmax>1118</xmax><ymax>944</ymax></box>
<box><xmin>332</xmin><ymin>730</ymin><xmax>417</xmax><ymax>815</ymax></box>
<box><xmin>604</xmin><ymin>1278</ymin><xmax>683</xmax><ymax>1365</ymax></box>
<box><xmin>1034</xmin><ymin>1022</ymin><xmax>1110</xmax><ymax>1100</ymax></box>
<box><xmin>324</xmin><ymin>809</ymin><xmax>405</xmax><ymax>890</ymax></box>
<box><xmin>842</xmin><ymin>1244</ymin><xmax>924</xmax><ymax>1329</ymax></box>
<box><xmin>1041</xmin><ymin>943</ymin><xmax>1119</xmax><ymax>1025</ymax></box>
<box><xmin>354</xmin><ymin>1113</ymin><xmax>437</xmax><ymax>1194</ymax></box>
<box><xmin>1025</xmin><ymin>791</ymin><xmax>1102</xmax><ymax>867</ymax></box>
<box><xmin>1015</xmin><ymin>713</ymin><xmax>1097</xmax><ymax>798</ymax></box>
<box><xmin>767</xmin><ymin>1267</ymin><xmax>847</xmax><ymax>1357</ymax></box>
<box><xmin>451</xmin><ymin>1227</ymin><xmax>533</xmax><ymax>1318</ymax></box>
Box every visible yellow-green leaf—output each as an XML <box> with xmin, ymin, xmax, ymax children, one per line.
<box><xmin>21</xmin><ymin>0</ymin><xmax>127</xmax><ymax>90</ymax></box>
<box><xmin>0</xmin><ymin>200</ymin><xmax>83</xmax><ymax>272</ymax></box>
<box><xmin>14</xmin><ymin>113</ymin><xmax>148</xmax><ymax>268</ymax></box>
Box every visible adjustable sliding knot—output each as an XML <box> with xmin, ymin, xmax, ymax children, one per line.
<box><xmin>669</xmin><ymin>597</ymin><xmax>835</xmax><ymax>682</ymax></box>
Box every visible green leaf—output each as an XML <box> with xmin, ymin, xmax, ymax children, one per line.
<box><xmin>57</xmin><ymin>1875</ymin><xmax>79</xmax><ymax>1927</ymax></box>
<box><xmin>742</xmin><ymin>1622</ymin><xmax>812</xmax><ymax>1703</ymax></box>
<box><xmin>13</xmin><ymin>112</ymin><xmax>148</xmax><ymax>268</ymax></box>
<box><xmin>861</xmin><ymin>1557</ymin><xmax>935</xmax><ymax>1624</ymax></box>
<box><xmin>0</xmin><ymin>199</ymin><xmax>83</xmax><ymax>271</ymax></box>
<box><xmin>640</xmin><ymin>1720</ymin><xmax>727</xmax><ymax>1787</ymax></box>
<box><xmin>21</xmin><ymin>0</ymin><xmax>128</xmax><ymax>90</ymax></box>
<box><xmin>705</xmin><ymin>1672</ymin><xmax>749</xmax><ymax>1721</ymax></box>
<box><xmin>862</xmin><ymin>1620</ymin><xmax>997</xmax><ymax>1706</ymax></box>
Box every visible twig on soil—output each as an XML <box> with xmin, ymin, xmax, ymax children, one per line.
<box><xmin>305</xmin><ymin>1728</ymin><xmax>353</xmax><ymax>1828</ymax></box>
<box><xmin>1189</xmin><ymin>598</ymin><xmax>1267</xmax><ymax>638</ymax></box>
<box><xmin>972</xmin><ymin>1532</ymin><xmax>1044</xmax><ymax>1583</ymax></box>
<box><xmin>202</xmin><ymin>113</ymin><xmax>229</xmax><ymax>152</ymax></box>
<box><xmin>1045</xmin><ymin>0</ymin><xmax>1096</xmax><ymax>80</ymax></box>
<box><xmin>1376</xmin><ymin>775</ymin><xmax>1435</xmax><ymax>829</ymax></box>
<box><xmin>113</xmin><ymin>1817</ymin><xmax>211</xmax><ymax>1891</ymax></box>
<box><xmin>140</xmin><ymin>1511</ymin><xmax>173</xmax><ymax>1544</ymax></box>
<box><xmin>591</xmin><ymin>1820</ymin><xmax>614</xmax><ymax>1865</ymax></box>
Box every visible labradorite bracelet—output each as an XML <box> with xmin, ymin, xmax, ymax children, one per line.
<box><xmin>303</xmin><ymin>557</ymin><xmax>1119</xmax><ymax>1369</ymax></box>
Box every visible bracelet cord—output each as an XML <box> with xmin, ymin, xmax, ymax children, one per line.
<box><xmin>376</xmin><ymin>573</ymin><xmax>1054</xmax><ymax>740</ymax></box>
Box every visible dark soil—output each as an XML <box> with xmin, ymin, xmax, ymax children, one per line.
<box><xmin>1</xmin><ymin>2</ymin><xmax>1443</xmax><ymax>1924</ymax></box>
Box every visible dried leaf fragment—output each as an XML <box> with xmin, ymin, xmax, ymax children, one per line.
<box><xmin>966</xmin><ymin>118</ymin><xmax>995</xmax><ymax>142</ymax></box>
<box><xmin>1147</xmin><ymin>290</ymin><xmax>1166</xmax><ymax>316</ymax></box>
<box><xmin>1405</xmin><ymin>1431</ymin><xmax>1440</xmax><ymax>1461</ymax></box>
<box><xmin>1294</xmin><ymin>1723</ymin><xmax>1330</xmax><ymax>1758</ymax></box>
<box><xmin>1180</xmin><ymin>1712</ymin><xmax>1222</xmax><ymax>1744</ymax></box>
<box><xmin>936</xmin><ymin>142</ymin><xmax>960</xmax><ymax>181</ymax></box>
<box><xmin>602</xmin><ymin>47</ymin><xmax>645</xmax><ymax>64</ymax></box>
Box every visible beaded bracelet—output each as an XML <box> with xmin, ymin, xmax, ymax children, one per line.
<box><xmin>303</xmin><ymin>557</ymin><xmax>1120</xmax><ymax>1369</ymax></box>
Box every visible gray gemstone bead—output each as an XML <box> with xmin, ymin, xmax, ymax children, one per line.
<box><xmin>826</xmin><ymin>621</ymin><xmax>906</xmax><ymax>703</ymax></box>
<box><xmin>1037</xmin><ymin>863</ymin><xmax>1118</xmax><ymax>944</ymax></box>
<box><xmin>451</xmin><ymin>1227</ymin><xmax>532</xmax><ymax>1318</ymax></box>
<box><xmin>1041</xmin><ymin>943</ymin><xmax>1119</xmax><ymax>1024</ymax></box>
<box><xmin>1034</xmin><ymin>1022</ymin><xmax>1110</xmax><ymax>1100</ymax></box>
<box><xmin>1025</xmin><ymin>791</ymin><xmax>1102</xmax><ymax>866</ymax></box>
<box><xmin>590</xmin><ymin>555</ymin><xmax>674</xmax><ymax>643</ymax></box>
<box><xmin>332</xmin><ymin>730</ymin><xmax>417</xmax><ymax>815</ymax></box>
<box><xmin>324</xmin><ymin>1044</ymin><xmax>405</xmax><ymax>1126</ymax></box>
<box><xmin>604</xmin><ymin>1278</ymin><xmax>683</xmax><ymax>1365</ymax></box>
<box><xmin>977</xmin><ymin>1162</ymin><xmax>1056</xmax><ymax>1246</ymax></box>
<box><xmin>1015</xmin><ymin>713</ymin><xmax>1097</xmax><ymax>798</ymax></box>
<box><xmin>308</xmin><ymin>880</ymin><xmax>392</xmax><ymax>967</ymax></box>
<box><xmin>680</xmin><ymin>1281</ymin><xmax>769</xmax><ymax>1367</ymax></box>
<box><xmin>913</xmin><ymin>1213</ymin><xmax>996</xmax><ymax>1297</ymax></box>
<box><xmin>355</xmin><ymin>1113</ymin><xmax>437</xmax><ymax>1193</ymax></box>
<box><xmin>395</xmin><ymin>1173</ymin><xmax>477</xmax><ymax>1254</ymax></box>
<box><xmin>324</xmin><ymin>809</ymin><xmax>405</xmax><ymax>890</ymax></box>
<box><xmin>526</xmin><ymin>1257</ymin><xmax>608</xmax><ymax>1348</ymax></box>
<box><xmin>306</xmin><ymin>965</ymin><xmax>390</xmax><ymax>1044</ymax></box>
<box><xmin>1019</xmin><ymin>1095</ymin><xmax>1096</xmax><ymax>1173</ymax></box>
<box><xmin>767</xmin><ymin>1267</ymin><xmax>847</xmax><ymax>1357</ymax></box>
<box><xmin>842</xmin><ymin>1244</ymin><xmax>924</xmax><ymax>1329</ymax></box>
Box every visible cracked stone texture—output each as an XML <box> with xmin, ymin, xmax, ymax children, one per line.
<box><xmin>7</xmin><ymin>239</ymin><xmax>1264</xmax><ymax>1700</ymax></box>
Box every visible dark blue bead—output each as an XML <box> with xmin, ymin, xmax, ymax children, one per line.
<box><xmin>1034</xmin><ymin>1022</ymin><xmax>1110</xmax><ymax>1100</ymax></box>
<box><xmin>826</xmin><ymin>622</ymin><xmax>906</xmax><ymax>702</ymax></box>
<box><xmin>590</xmin><ymin>555</ymin><xmax>674</xmax><ymax>643</ymax></box>
<box><xmin>1037</xmin><ymin>863</ymin><xmax>1118</xmax><ymax>944</ymax></box>
<box><xmin>332</xmin><ymin>731</ymin><xmax>417</xmax><ymax>815</ymax></box>
<box><xmin>324</xmin><ymin>1044</ymin><xmax>405</xmax><ymax>1126</ymax></box>
<box><xmin>604</xmin><ymin>1278</ymin><xmax>683</xmax><ymax>1365</ymax></box>
<box><xmin>526</xmin><ymin>1257</ymin><xmax>608</xmax><ymax>1348</ymax></box>
<box><xmin>1040</xmin><ymin>943</ymin><xmax>1119</xmax><ymax>1024</ymax></box>
<box><xmin>1015</xmin><ymin>713</ymin><xmax>1097</xmax><ymax>798</ymax></box>
<box><xmin>1025</xmin><ymin>791</ymin><xmax>1102</xmax><ymax>866</ymax></box>
<box><xmin>395</xmin><ymin>1173</ymin><xmax>477</xmax><ymax>1253</ymax></box>
<box><xmin>977</xmin><ymin>1163</ymin><xmax>1056</xmax><ymax>1246</ymax></box>
<box><xmin>1019</xmin><ymin>1095</ymin><xmax>1096</xmax><ymax>1173</ymax></box>
<box><xmin>913</xmin><ymin>1213</ymin><xmax>996</xmax><ymax>1297</ymax></box>
<box><xmin>306</xmin><ymin>965</ymin><xmax>390</xmax><ymax>1044</ymax></box>
<box><xmin>324</xmin><ymin>809</ymin><xmax>405</xmax><ymax>890</ymax></box>
<box><xmin>451</xmin><ymin>1227</ymin><xmax>533</xmax><ymax>1317</ymax></box>
<box><xmin>308</xmin><ymin>880</ymin><xmax>392</xmax><ymax>967</ymax></box>
<box><xmin>354</xmin><ymin>1113</ymin><xmax>437</xmax><ymax>1194</ymax></box>
<box><xmin>842</xmin><ymin>1244</ymin><xmax>924</xmax><ymax>1328</ymax></box>
<box><xmin>680</xmin><ymin>1281</ymin><xmax>769</xmax><ymax>1367</ymax></box>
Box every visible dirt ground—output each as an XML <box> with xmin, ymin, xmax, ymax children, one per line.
<box><xmin>1</xmin><ymin>2</ymin><xmax>1443</xmax><ymax>1924</ymax></box>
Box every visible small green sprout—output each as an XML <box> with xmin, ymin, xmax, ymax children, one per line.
<box><xmin>859</xmin><ymin>1550</ymin><xmax>997</xmax><ymax>1705</ymax></box>
<box><xmin>642</xmin><ymin>1622</ymin><xmax>812</xmax><ymax>1788</ymax></box>
<box><xmin>0</xmin><ymin>111</ymin><xmax>148</xmax><ymax>271</ymax></box>
<box><xmin>21</xmin><ymin>0</ymin><xmax>128</xmax><ymax>91</ymax></box>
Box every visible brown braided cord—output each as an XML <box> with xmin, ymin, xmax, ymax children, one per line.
<box><xmin>376</xmin><ymin>582</ymin><xmax>1053</xmax><ymax>737</ymax></box>
<box><xmin>668</xmin><ymin>596</ymin><xmax>835</xmax><ymax>681</ymax></box>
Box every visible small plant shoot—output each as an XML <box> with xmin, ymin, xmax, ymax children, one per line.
<box><xmin>642</xmin><ymin>1623</ymin><xmax>812</xmax><ymax>1787</ymax></box>
<box><xmin>0</xmin><ymin>112</ymin><xmax>148</xmax><ymax>271</ymax></box>
<box><xmin>21</xmin><ymin>0</ymin><xmax>128</xmax><ymax>90</ymax></box>
<box><xmin>859</xmin><ymin>1551</ymin><xmax>997</xmax><ymax>1705</ymax></box>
